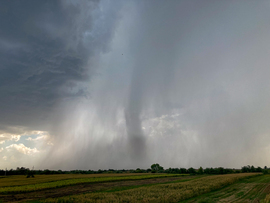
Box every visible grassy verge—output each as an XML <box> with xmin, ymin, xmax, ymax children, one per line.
<box><xmin>43</xmin><ymin>173</ymin><xmax>259</xmax><ymax>203</ymax></box>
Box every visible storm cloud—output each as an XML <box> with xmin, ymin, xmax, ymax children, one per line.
<box><xmin>0</xmin><ymin>0</ymin><xmax>118</xmax><ymax>130</ymax></box>
<box><xmin>1</xmin><ymin>0</ymin><xmax>270</xmax><ymax>170</ymax></box>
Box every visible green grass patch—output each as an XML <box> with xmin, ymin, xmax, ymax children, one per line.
<box><xmin>235</xmin><ymin>191</ymin><xmax>244</xmax><ymax>197</ymax></box>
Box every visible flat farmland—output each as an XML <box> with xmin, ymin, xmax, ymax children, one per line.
<box><xmin>0</xmin><ymin>173</ymin><xmax>269</xmax><ymax>203</ymax></box>
<box><xmin>0</xmin><ymin>173</ymin><xmax>189</xmax><ymax>202</ymax></box>
<box><xmin>0</xmin><ymin>173</ymin><xmax>184</xmax><ymax>189</ymax></box>
<box><xmin>183</xmin><ymin>174</ymin><xmax>270</xmax><ymax>203</ymax></box>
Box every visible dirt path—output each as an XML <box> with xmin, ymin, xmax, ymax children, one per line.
<box><xmin>0</xmin><ymin>176</ymin><xmax>195</xmax><ymax>202</ymax></box>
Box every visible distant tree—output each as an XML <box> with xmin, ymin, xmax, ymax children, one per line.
<box><xmin>44</xmin><ymin>169</ymin><xmax>51</xmax><ymax>175</ymax></box>
<box><xmin>146</xmin><ymin>168</ymin><xmax>152</xmax><ymax>173</ymax></box>
<box><xmin>16</xmin><ymin>167</ymin><xmax>29</xmax><ymax>175</ymax></box>
<box><xmin>204</xmin><ymin>168</ymin><xmax>210</xmax><ymax>174</ymax></box>
<box><xmin>251</xmin><ymin>165</ymin><xmax>255</xmax><ymax>172</ymax></box>
<box><xmin>241</xmin><ymin>166</ymin><xmax>249</xmax><ymax>173</ymax></box>
<box><xmin>256</xmin><ymin>167</ymin><xmax>262</xmax><ymax>172</ymax></box>
<box><xmin>264</xmin><ymin>166</ymin><xmax>268</xmax><ymax>170</ymax></box>
<box><xmin>198</xmin><ymin>167</ymin><xmax>204</xmax><ymax>174</ymax></box>
<box><xmin>167</xmin><ymin>168</ymin><xmax>181</xmax><ymax>174</ymax></box>
<box><xmin>151</xmin><ymin>163</ymin><xmax>164</xmax><ymax>173</ymax></box>
<box><xmin>135</xmin><ymin>168</ymin><xmax>143</xmax><ymax>173</ymax></box>
<box><xmin>188</xmin><ymin>167</ymin><xmax>196</xmax><ymax>174</ymax></box>
<box><xmin>217</xmin><ymin>167</ymin><xmax>225</xmax><ymax>174</ymax></box>
<box><xmin>26</xmin><ymin>168</ymin><xmax>34</xmax><ymax>178</ymax></box>
<box><xmin>180</xmin><ymin>168</ymin><xmax>187</xmax><ymax>174</ymax></box>
<box><xmin>97</xmin><ymin>169</ymin><xmax>102</xmax><ymax>174</ymax></box>
<box><xmin>174</xmin><ymin>168</ymin><xmax>181</xmax><ymax>174</ymax></box>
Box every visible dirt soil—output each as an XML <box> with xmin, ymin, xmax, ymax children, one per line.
<box><xmin>0</xmin><ymin>176</ymin><xmax>194</xmax><ymax>202</ymax></box>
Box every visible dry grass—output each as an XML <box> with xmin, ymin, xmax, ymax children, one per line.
<box><xmin>43</xmin><ymin>173</ymin><xmax>259</xmax><ymax>203</ymax></box>
<box><xmin>261</xmin><ymin>194</ymin><xmax>270</xmax><ymax>203</ymax></box>
<box><xmin>183</xmin><ymin>174</ymin><xmax>270</xmax><ymax>202</ymax></box>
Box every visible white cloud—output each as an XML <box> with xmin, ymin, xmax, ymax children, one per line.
<box><xmin>3</xmin><ymin>156</ymin><xmax>7</xmax><ymax>161</ymax></box>
<box><xmin>47</xmin><ymin>141</ymin><xmax>54</xmax><ymax>146</ymax></box>
<box><xmin>0</xmin><ymin>147</ymin><xmax>3</xmax><ymax>152</ymax></box>
<box><xmin>0</xmin><ymin>133</ymin><xmax>21</xmax><ymax>144</ymax></box>
<box><xmin>26</xmin><ymin>133</ymin><xmax>54</xmax><ymax>146</ymax></box>
<box><xmin>0</xmin><ymin>129</ymin><xmax>53</xmax><ymax>149</ymax></box>
<box><xmin>26</xmin><ymin>135</ymin><xmax>47</xmax><ymax>141</ymax></box>
<box><xmin>28</xmin><ymin>131</ymin><xmax>49</xmax><ymax>136</ymax></box>
<box><xmin>6</xmin><ymin>144</ymin><xmax>39</xmax><ymax>155</ymax></box>
<box><xmin>11</xmin><ymin>135</ymin><xmax>21</xmax><ymax>141</ymax></box>
<box><xmin>142</xmin><ymin>113</ymin><xmax>182</xmax><ymax>137</ymax></box>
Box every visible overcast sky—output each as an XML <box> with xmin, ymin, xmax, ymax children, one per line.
<box><xmin>1</xmin><ymin>0</ymin><xmax>270</xmax><ymax>170</ymax></box>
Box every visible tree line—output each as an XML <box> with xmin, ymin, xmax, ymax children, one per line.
<box><xmin>0</xmin><ymin>164</ymin><xmax>268</xmax><ymax>176</ymax></box>
<box><xmin>149</xmin><ymin>163</ymin><xmax>266</xmax><ymax>174</ymax></box>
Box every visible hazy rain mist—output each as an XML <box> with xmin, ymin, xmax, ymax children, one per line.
<box><xmin>1</xmin><ymin>0</ymin><xmax>270</xmax><ymax>170</ymax></box>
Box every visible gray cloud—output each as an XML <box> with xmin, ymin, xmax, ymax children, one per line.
<box><xmin>0</xmin><ymin>0</ymin><xmax>120</xmax><ymax>130</ymax></box>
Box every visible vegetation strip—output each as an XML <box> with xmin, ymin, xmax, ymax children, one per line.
<box><xmin>0</xmin><ymin>174</ymin><xmax>185</xmax><ymax>194</ymax></box>
<box><xmin>101</xmin><ymin>176</ymin><xmax>201</xmax><ymax>193</ymax></box>
<box><xmin>0</xmin><ymin>176</ymin><xmax>195</xmax><ymax>202</ymax></box>
<box><xmin>43</xmin><ymin>173</ymin><xmax>259</xmax><ymax>203</ymax></box>
<box><xmin>0</xmin><ymin>173</ymin><xmax>181</xmax><ymax>187</ymax></box>
<box><xmin>182</xmin><ymin>174</ymin><xmax>270</xmax><ymax>202</ymax></box>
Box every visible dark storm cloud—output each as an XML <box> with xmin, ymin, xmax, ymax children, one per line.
<box><xmin>0</xmin><ymin>0</ymin><xmax>119</xmax><ymax>130</ymax></box>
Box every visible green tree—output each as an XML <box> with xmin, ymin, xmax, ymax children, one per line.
<box><xmin>151</xmin><ymin>163</ymin><xmax>164</xmax><ymax>173</ymax></box>
<box><xmin>198</xmin><ymin>166</ymin><xmax>204</xmax><ymax>174</ymax></box>
<box><xmin>135</xmin><ymin>168</ymin><xmax>143</xmax><ymax>173</ymax></box>
<box><xmin>26</xmin><ymin>169</ymin><xmax>35</xmax><ymax>178</ymax></box>
<box><xmin>188</xmin><ymin>167</ymin><xmax>196</xmax><ymax>174</ymax></box>
<box><xmin>256</xmin><ymin>167</ymin><xmax>262</xmax><ymax>172</ymax></box>
<box><xmin>217</xmin><ymin>167</ymin><xmax>225</xmax><ymax>174</ymax></box>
